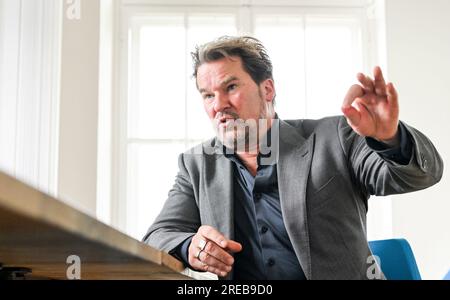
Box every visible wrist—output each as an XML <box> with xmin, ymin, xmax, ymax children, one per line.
<box><xmin>378</xmin><ymin>131</ymin><xmax>400</xmax><ymax>147</ymax></box>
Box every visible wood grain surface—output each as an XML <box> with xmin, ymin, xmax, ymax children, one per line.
<box><xmin>0</xmin><ymin>171</ymin><xmax>190</xmax><ymax>280</ymax></box>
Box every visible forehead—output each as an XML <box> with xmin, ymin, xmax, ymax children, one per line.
<box><xmin>196</xmin><ymin>56</ymin><xmax>251</xmax><ymax>89</ymax></box>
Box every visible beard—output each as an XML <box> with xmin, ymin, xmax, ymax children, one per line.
<box><xmin>213</xmin><ymin>101</ymin><xmax>268</xmax><ymax>154</ymax></box>
<box><xmin>216</xmin><ymin>117</ymin><xmax>258</xmax><ymax>153</ymax></box>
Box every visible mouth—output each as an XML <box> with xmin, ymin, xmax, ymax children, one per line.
<box><xmin>220</xmin><ymin>116</ymin><xmax>234</xmax><ymax>123</ymax></box>
<box><xmin>216</xmin><ymin>115</ymin><xmax>236</xmax><ymax>126</ymax></box>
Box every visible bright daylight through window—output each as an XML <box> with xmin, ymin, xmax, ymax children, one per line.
<box><xmin>121</xmin><ymin>5</ymin><xmax>365</xmax><ymax>240</ymax></box>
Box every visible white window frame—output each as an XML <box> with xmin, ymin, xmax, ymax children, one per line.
<box><xmin>110</xmin><ymin>0</ymin><xmax>391</xmax><ymax>240</ymax></box>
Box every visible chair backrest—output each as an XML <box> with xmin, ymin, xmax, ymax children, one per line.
<box><xmin>444</xmin><ymin>270</ymin><xmax>450</xmax><ymax>280</ymax></box>
<box><xmin>368</xmin><ymin>238</ymin><xmax>421</xmax><ymax>280</ymax></box>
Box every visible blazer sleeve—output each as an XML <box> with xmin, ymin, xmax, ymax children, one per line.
<box><xmin>142</xmin><ymin>153</ymin><xmax>199</xmax><ymax>254</ymax></box>
<box><xmin>337</xmin><ymin>117</ymin><xmax>444</xmax><ymax>196</ymax></box>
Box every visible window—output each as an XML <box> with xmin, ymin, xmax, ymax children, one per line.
<box><xmin>253</xmin><ymin>13</ymin><xmax>363</xmax><ymax>119</ymax></box>
<box><xmin>115</xmin><ymin>1</ymin><xmax>381</xmax><ymax>240</ymax></box>
<box><xmin>123</xmin><ymin>12</ymin><xmax>238</xmax><ymax>238</ymax></box>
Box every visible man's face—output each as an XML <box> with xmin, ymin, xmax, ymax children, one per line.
<box><xmin>196</xmin><ymin>56</ymin><xmax>275</xmax><ymax>150</ymax></box>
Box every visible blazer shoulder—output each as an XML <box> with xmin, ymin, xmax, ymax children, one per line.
<box><xmin>283</xmin><ymin>115</ymin><xmax>346</xmax><ymax>136</ymax></box>
<box><xmin>180</xmin><ymin>137</ymin><xmax>218</xmax><ymax>165</ymax></box>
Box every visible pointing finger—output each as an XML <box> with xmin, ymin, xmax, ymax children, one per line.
<box><xmin>198</xmin><ymin>225</ymin><xmax>243</xmax><ymax>253</ymax></box>
<box><xmin>223</xmin><ymin>240</ymin><xmax>242</xmax><ymax>253</ymax></box>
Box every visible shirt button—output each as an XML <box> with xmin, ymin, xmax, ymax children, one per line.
<box><xmin>253</xmin><ymin>192</ymin><xmax>262</xmax><ymax>201</ymax></box>
<box><xmin>261</xmin><ymin>226</ymin><xmax>268</xmax><ymax>234</ymax></box>
<box><xmin>267</xmin><ymin>258</ymin><xmax>275</xmax><ymax>267</ymax></box>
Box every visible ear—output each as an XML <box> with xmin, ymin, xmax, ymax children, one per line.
<box><xmin>261</xmin><ymin>79</ymin><xmax>275</xmax><ymax>103</ymax></box>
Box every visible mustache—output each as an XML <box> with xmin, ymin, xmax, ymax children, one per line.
<box><xmin>215</xmin><ymin>110</ymin><xmax>240</xmax><ymax>120</ymax></box>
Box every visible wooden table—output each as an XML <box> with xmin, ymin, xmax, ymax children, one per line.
<box><xmin>0</xmin><ymin>171</ymin><xmax>191</xmax><ymax>280</ymax></box>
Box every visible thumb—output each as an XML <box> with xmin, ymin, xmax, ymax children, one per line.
<box><xmin>341</xmin><ymin>105</ymin><xmax>361</xmax><ymax>127</ymax></box>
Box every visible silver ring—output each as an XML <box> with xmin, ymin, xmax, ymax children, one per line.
<box><xmin>195</xmin><ymin>249</ymin><xmax>203</xmax><ymax>260</ymax></box>
<box><xmin>198</xmin><ymin>239</ymin><xmax>207</xmax><ymax>251</ymax></box>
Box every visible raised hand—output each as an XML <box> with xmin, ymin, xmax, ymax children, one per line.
<box><xmin>341</xmin><ymin>66</ymin><xmax>400</xmax><ymax>146</ymax></box>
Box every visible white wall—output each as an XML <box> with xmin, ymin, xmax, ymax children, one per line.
<box><xmin>58</xmin><ymin>0</ymin><xmax>100</xmax><ymax>216</ymax></box>
<box><xmin>384</xmin><ymin>0</ymin><xmax>450</xmax><ymax>279</ymax></box>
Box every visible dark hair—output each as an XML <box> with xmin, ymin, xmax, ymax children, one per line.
<box><xmin>191</xmin><ymin>36</ymin><xmax>274</xmax><ymax>86</ymax></box>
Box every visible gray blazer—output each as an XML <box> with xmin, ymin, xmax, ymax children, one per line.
<box><xmin>143</xmin><ymin>116</ymin><xmax>443</xmax><ymax>280</ymax></box>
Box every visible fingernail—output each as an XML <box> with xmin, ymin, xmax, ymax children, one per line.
<box><xmin>220</xmin><ymin>272</ymin><xmax>226</xmax><ymax>277</ymax></box>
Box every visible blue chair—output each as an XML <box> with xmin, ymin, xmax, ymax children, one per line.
<box><xmin>368</xmin><ymin>238</ymin><xmax>421</xmax><ymax>280</ymax></box>
<box><xmin>443</xmin><ymin>270</ymin><xmax>450</xmax><ymax>280</ymax></box>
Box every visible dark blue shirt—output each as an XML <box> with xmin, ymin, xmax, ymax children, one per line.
<box><xmin>172</xmin><ymin>122</ymin><xmax>413</xmax><ymax>279</ymax></box>
<box><xmin>227</xmin><ymin>153</ymin><xmax>306</xmax><ymax>279</ymax></box>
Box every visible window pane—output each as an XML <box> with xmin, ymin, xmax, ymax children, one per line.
<box><xmin>305</xmin><ymin>17</ymin><xmax>363</xmax><ymax>119</ymax></box>
<box><xmin>129</xmin><ymin>16</ymin><xmax>186</xmax><ymax>139</ymax></box>
<box><xmin>186</xmin><ymin>14</ymin><xmax>237</xmax><ymax>140</ymax></box>
<box><xmin>126</xmin><ymin>142</ymin><xmax>185</xmax><ymax>239</ymax></box>
<box><xmin>254</xmin><ymin>15</ymin><xmax>306</xmax><ymax>120</ymax></box>
<box><xmin>123</xmin><ymin>10</ymin><xmax>366</xmax><ymax>242</ymax></box>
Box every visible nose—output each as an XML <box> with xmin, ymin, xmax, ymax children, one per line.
<box><xmin>213</xmin><ymin>92</ymin><xmax>230</xmax><ymax>113</ymax></box>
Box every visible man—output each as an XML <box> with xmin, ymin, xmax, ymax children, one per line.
<box><xmin>143</xmin><ymin>36</ymin><xmax>443</xmax><ymax>279</ymax></box>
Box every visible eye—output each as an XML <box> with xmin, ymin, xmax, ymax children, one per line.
<box><xmin>227</xmin><ymin>84</ymin><xmax>237</xmax><ymax>92</ymax></box>
<box><xmin>202</xmin><ymin>94</ymin><xmax>214</xmax><ymax>101</ymax></box>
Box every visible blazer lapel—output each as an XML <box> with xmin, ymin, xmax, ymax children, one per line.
<box><xmin>201</xmin><ymin>142</ymin><xmax>234</xmax><ymax>241</ymax></box>
<box><xmin>201</xmin><ymin>122</ymin><xmax>315</xmax><ymax>279</ymax></box>
<box><xmin>277</xmin><ymin>120</ymin><xmax>315</xmax><ymax>279</ymax></box>
<box><xmin>202</xmin><ymin>143</ymin><xmax>235</xmax><ymax>280</ymax></box>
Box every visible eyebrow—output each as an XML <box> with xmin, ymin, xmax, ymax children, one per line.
<box><xmin>199</xmin><ymin>76</ymin><xmax>239</xmax><ymax>94</ymax></box>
